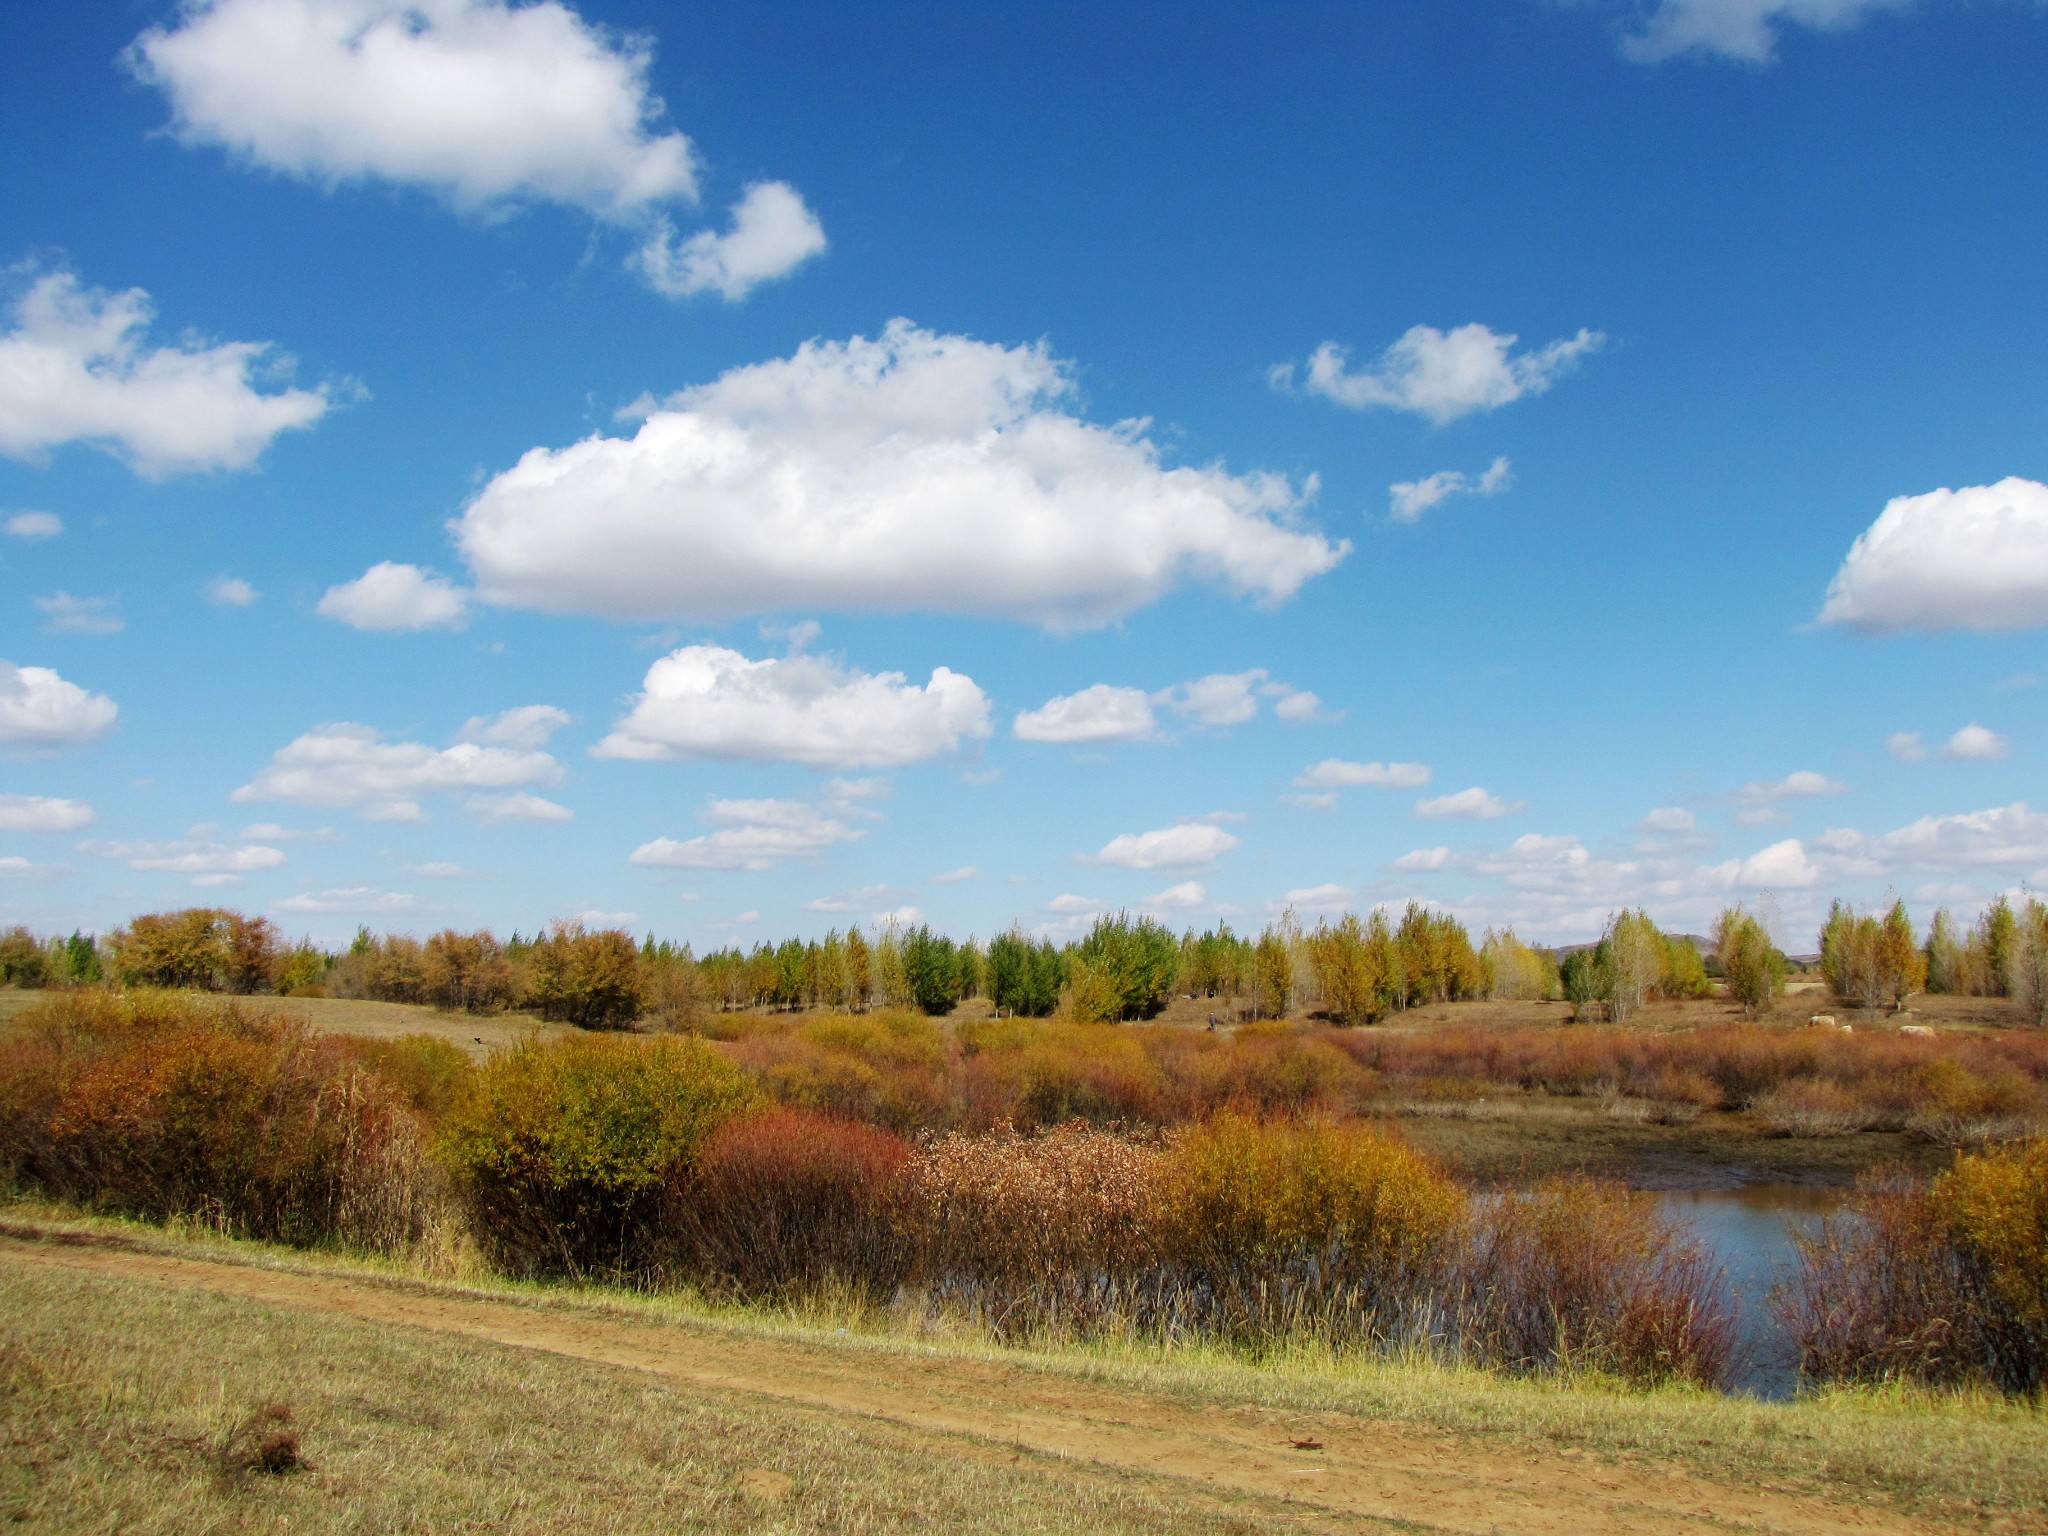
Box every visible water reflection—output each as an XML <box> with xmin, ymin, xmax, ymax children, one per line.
<box><xmin>1656</xmin><ymin>1182</ymin><xmax>1846</xmax><ymax>1399</ymax></box>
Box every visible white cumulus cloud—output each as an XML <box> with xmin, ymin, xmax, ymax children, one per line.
<box><xmin>206</xmin><ymin>575</ymin><xmax>258</xmax><ymax>606</ymax></box>
<box><xmin>1093</xmin><ymin>822</ymin><xmax>1240</xmax><ymax>871</ymax></box>
<box><xmin>0</xmin><ymin>268</ymin><xmax>331</xmax><ymax>477</ymax></box>
<box><xmin>1282</xmin><ymin>883</ymin><xmax>1354</xmax><ymax>912</ymax></box>
<box><xmin>1818</xmin><ymin>478</ymin><xmax>2048</xmax><ymax>634</ymax></box>
<box><xmin>128</xmin><ymin>0</ymin><xmax>698</xmax><ymax>218</ymax></box>
<box><xmin>1147</xmin><ymin>880</ymin><xmax>1207</xmax><ymax>910</ymax></box>
<box><xmin>1887</xmin><ymin>731</ymin><xmax>1927</xmax><ymax>762</ymax></box>
<box><xmin>1942</xmin><ymin>723</ymin><xmax>2010</xmax><ymax>761</ymax></box>
<box><xmin>629</xmin><ymin>793</ymin><xmax>861</xmax><ymax>872</ymax></box>
<box><xmin>1392</xmin><ymin>846</ymin><xmax>1450</xmax><ymax>872</ymax></box>
<box><xmin>1296</xmin><ymin>758</ymin><xmax>1432</xmax><ymax>791</ymax></box>
<box><xmin>5</xmin><ymin>511</ymin><xmax>61</xmax><ymax>539</ymax></box>
<box><xmin>1725</xmin><ymin>837</ymin><xmax>1823</xmax><ymax>889</ymax></box>
<box><xmin>454</xmin><ymin>320</ymin><xmax>1345</xmax><ymax>630</ymax></box>
<box><xmin>596</xmin><ymin>645</ymin><xmax>990</xmax><ymax>769</ymax></box>
<box><xmin>1047</xmin><ymin>892</ymin><xmax>1103</xmax><ymax>914</ymax></box>
<box><xmin>0</xmin><ymin>794</ymin><xmax>95</xmax><ymax>833</ymax></box>
<box><xmin>1014</xmin><ymin>684</ymin><xmax>1157</xmax><ymax>744</ymax></box>
<box><xmin>1389</xmin><ymin>457</ymin><xmax>1511</xmax><ymax>523</ymax></box>
<box><xmin>0</xmin><ymin>662</ymin><xmax>118</xmax><ymax>752</ymax></box>
<box><xmin>636</xmin><ymin>181</ymin><xmax>826</xmax><ymax>301</ymax></box>
<box><xmin>1416</xmin><ymin>786</ymin><xmax>1524</xmax><ymax>821</ymax></box>
<box><xmin>234</xmin><ymin>721</ymin><xmax>562</xmax><ymax>820</ymax></box>
<box><xmin>317</xmin><ymin>561</ymin><xmax>469</xmax><ymax>631</ymax></box>
<box><xmin>1622</xmin><ymin>0</ymin><xmax>1913</xmax><ymax>64</ymax></box>
<box><xmin>1277</xmin><ymin>324</ymin><xmax>1602</xmax><ymax>426</ymax></box>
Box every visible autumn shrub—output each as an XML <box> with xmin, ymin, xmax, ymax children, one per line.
<box><xmin>334</xmin><ymin>1033</ymin><xmax>474</xmax><ymax>1120</ymax></box>
<box><xmin>665</xmin><ymin>1107</ymin><xmax>913</xmax><ymax>1298</ymax></box>
<box><xmin>109</xmin><ymin>909</ymin><xmax>283</xmax><ymax>993</ymax></box>
<box><xmin>1157</xmin><ymin>1115</ymin><xmax>1464</xmax><ymax>1344</ymax></box>
<box><xmin>959</xmin><ymin>1020</ymin><xmax>1164</xmax><ymax>1130</ymax></box>
<box><xmin>1786</xmin><ymin>1142</ymin><xmax>2048</xmax><ymax>1395</ymax></box>
<box><xmin>732</xmin><ymin>1010</ymin><xmax>954</xmax><ymax>1133</ymax></box>
<box><xmin>1457</xmin><ymin>1176</ymin><xmax>1734</xmax><ymax>1387</ymax></box>
<box><xmin>0</xmin><ymin>990</ymin><xmax>434</xmax><ymax>1251</ymax></box>
<box><xmin>901</xmin><ymin>1122</ymin><xmax>1165</xmax><ymax>1338</ymax></box>
<box><xmin>1905</xmin><ymin>1060</ymin><xmax>2045</xmax><ymax>1147</ymax></box>
<box><xmin>1751</xmin><ymin>1078</ymin><xmax>1877</xmax><ymax>1136</ymax></box>
<box><xmin>1179</xmin><ymin>1027</ymin><xmax>1375</xmax><ymax>1120</ymax></box>
<box><xmin>522</xmin><ymin>922</ymin><xmax>645</xmax><ymax>1030</ymax></box>
<box><xmin>438</xmin><ymin>1034</ymin><xmax>755</xmax><ymax>1279</ymax></box>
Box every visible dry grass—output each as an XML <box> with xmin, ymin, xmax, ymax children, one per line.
<box><xmin>0</xmin><ymin>1233</ymin><xmax>1295</xmax><ymax>1535</ymax></box>
<box><xmin>3</xmin><ymin>1203</ymin><xmax>2045</xmax><ymax>1526</ymax></box>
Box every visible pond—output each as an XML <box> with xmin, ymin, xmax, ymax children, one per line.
<box><xmin>1655</xmin><ymin>1182</ymin><xmax>1848</xmax><ymax>1399</ymax></box>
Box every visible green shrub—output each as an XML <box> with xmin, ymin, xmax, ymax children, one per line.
<box><xmin>438</xmin><ymin>1034</ymin><xmax>755</xmax><ymax>1278</ymax></box>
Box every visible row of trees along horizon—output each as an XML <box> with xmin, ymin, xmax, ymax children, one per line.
<box><xmin>2</xmin><ymin>893</ymin><xmax>2044</xmax><ymax>1029</ymax></box>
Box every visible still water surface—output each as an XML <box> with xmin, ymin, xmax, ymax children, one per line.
<box><xmin>1654</xmin><ymin>1182</ymin><xmax>1847</xmax><ymax>1398</ymax></box>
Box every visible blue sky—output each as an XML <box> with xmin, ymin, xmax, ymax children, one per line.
<box><xmin>1</xmin><ymin>0</ymin><xmax>2045</xmax><ymax>949</ymax></box>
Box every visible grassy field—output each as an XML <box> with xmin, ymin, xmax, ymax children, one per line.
<box><xmin>3</xmin><ymin>1206</ymin><xmax>2042</xmax><ymax>1533</ymax></box>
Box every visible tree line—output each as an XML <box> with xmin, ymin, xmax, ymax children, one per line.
<box><xmin>1</xmin><ymin>891</ymin><xmax>2042</xmax><ymax>1027</ymax></box>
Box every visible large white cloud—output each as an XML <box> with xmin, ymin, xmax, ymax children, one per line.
<box><xmin>636</xmin><ymin>181</ymin><xmax>827</xmax><ymax>302</ymax></box>
<box><xmin>1622</xmin><ymin>0</ymin><xmax>1912</xmax><ymax>64</ymax></box>
<box><xmin>453</xmin><ymin>320</ymin><xmax>1345</xmax><ymax>629</ymax></box>
<box><xmin>1014</xmin><ymin>684</ymin><xmax>1157</xmax><ymax>744</ymax></box>
<box><xmin>234</xmin><ymin>720</ymin><xmax>562</xmax><ymax>819</ymax></box>
<box><xmin>1276</xmin><ymin>324</ymin><xmax>1602</xmax><ymax>426</ymax></box>
<box><xmin>596</xmin><ymin>644</ymin><xmax>990</xmax><ymax>769</ymax></box>
<box><xmin>629</xmin><ymin>795</ymin><xmax>861</xmax><ymax>872</ymax></box>
<box><xmin>128</xmin><ymin>0</ymin><xmax>697</xmax><ymax>217</ymax></box>
<box><xmin>0</xmin><ymin>269</ymin><xmax>330</xmax><ymax>477</ymax></box>
<box><xmin>0</xmin><ymin>794</ymin><xmax>95</xmax><ymax>833</ymax></box>
<box><xmin>317</xmin><ymin>561</ymin><xmax>469</xmax><ymax>630</ymax></box>
<box><xmin>0</xmin><ymin>662</ymin><xmax>118</xmax><ymax>752</ymax></box>
<box><xmin>1818</xmin><ymin>479</ymin><xmax>2048</xmax><ymax>634</ymax></box>
<box><xmin>127</xmin><ymin>2</ymin><xmax>825</xmax><ymax>303</ymax></box>
<box><xmin>1092</xmin><ymin>822</ymin><xmax>1240</xmax><ymax>871</ymax></box>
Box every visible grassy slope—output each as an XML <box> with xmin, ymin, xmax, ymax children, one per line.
<box><xmin>0</xmin><ymin>1246</ymin><xmax>1294</xmax><ymax>1535</ymax></box>
<box><xmin>1</xmin><ymin>1205</ymin><xmax>2041</xmax><ymax>1529</ymax></box>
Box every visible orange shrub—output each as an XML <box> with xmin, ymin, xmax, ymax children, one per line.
<box><xmin>0</xmin><ymin>990</ymin><xmax>433</xmax><ymax>1251</ymax></box>
<box><xmin>666</xmin><ymin>1108</ymin><xmax>913</xmax><ymax>1297</ymax></box>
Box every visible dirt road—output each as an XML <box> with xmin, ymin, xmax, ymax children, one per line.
<box><xmin>0</xmin><ymin>1227</ymin><xmax>1937</xmax><ymax>1535</ymax></box>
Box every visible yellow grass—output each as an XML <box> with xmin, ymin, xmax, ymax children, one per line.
<box><xmin>2</xmin><ymin>1201</ymin><xmax>2042</xmax><ymax>1526</ymax></box>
